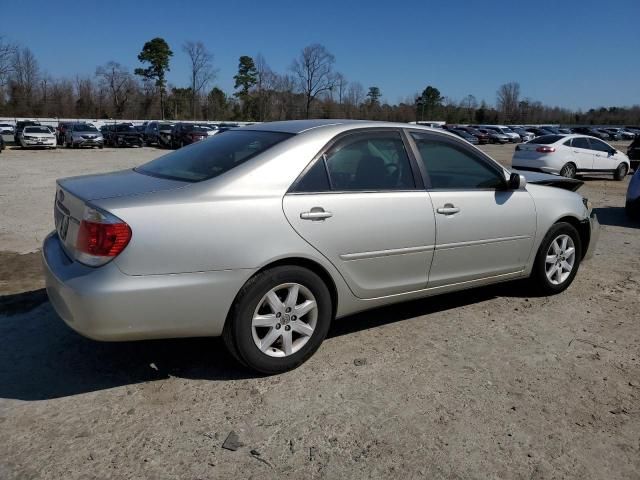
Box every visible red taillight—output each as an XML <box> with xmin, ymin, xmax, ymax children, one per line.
<box><xmin>536</xmin><ymin>146</ymin><xmax>555</xmax><ymax>153</ymax></box>
<box><xmin>77</xmin><ymin>220</ymin><xmax>131</xmax><ymax>257</ymax></box>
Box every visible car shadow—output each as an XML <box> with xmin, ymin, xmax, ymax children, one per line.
<box><xmin>593</xmin><ymin>207</ymin><xmax>639</xmax><ymax>228</ymax></box>
<box><xmin>0</xmin><ymin>281</ymin><xmax>535</xmax><ymax>401</ymax></box>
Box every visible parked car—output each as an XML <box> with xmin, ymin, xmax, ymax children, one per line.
<box><xmin>65</xmin><ymin>123</ymin><xmax>104</xmax><ymax>149</ymax></box>
<box><xmin>571</xmin><ymin>127</ymin><xmax>609</xmax><ymax>140</ymax></box>
<box><xmin>625</xmin><ymin>166</ymin><xmax>640</xmax><ymax>220</ymax></box>
<box><xmin>450</xmin><ymin>128</ymin><xmax>479</xmax><ymax>144</ymax></box>
<box><xmin>456</xmin><ymin>126</ymin><xmax>489</xmax><ymax>144</ymax></box>
<box><xmin>527</xmin><ymin>127</ymin><xmax>556</xmax><ymax>138</ymax></box>
<box><xmin>43</xmin><ymin>120</ymin><xmax>599</xmax><ymax>373</ymax></box>
<box><xmin>477</xmin><ymin>128</ymin><xmax>509</xmax><ymax>144</ymax></box>
<box><xmin>170</xmin><ymin>123</ymin><xmax>211</xmax><ymax>148</ymax></box>
<box><xmin>0</xmin><ymin>123</ymin><xmax>15</xmax><ymax>135</ymax></box>
<box><xmin>57</xmin><ymin>121</ymin><xmax>77</xmax><ymax>145</ymax></box>
<box><xmin>510</xmin><ymin>127</ymin><xmax>535</xmax><ymax>142</ymax></box>
<box><xmin>627</xmin><ymin>136</ymin><xmax>640</xmax><ymax>172</ymax></box>
<box><xmin>512</xmin><ymin>134</ymin><xmax>630</xmax><ymax>180</ymax></box>
<box><xmin>18</xmin><ymin>125</ymin><xmax>57</xmax><ymax>149</ymax></box>
<box><xmin>603</xmin><ymin>128</ymin><xmax>633</xmax><ymax>140</ymax></box>
<box><xmin>144</xmin><ymin>121</ymin><xmax>174</xmax><ymax>147</ymax></box>
<box><xmin>104</xmin><ymin>123</ymin><xmax>144</xmax><ymax>147</ymax></box>
<box><xmin>480</xmin><ymin>125</ymin><xmax>520</xmax><ymax>143</ymax></box>
<box><xmin>557</xmin><ymin>128</ymin><xmax>573</xmax><ymax>135</ymax></box>
<box><xmin>14</xmin><ymin>120</ymin><xmax>41</xmax><ymax>143</ymax></box>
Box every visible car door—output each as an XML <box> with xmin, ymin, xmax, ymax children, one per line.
<box><xmin>568</xmin><ymin>137</ymin><xmax>594</xmax><ymax>171</ymax></box>
<box><xmin>283</xmin><ymin>129</ymin><xmax>436</xmax><ymax>299</ymax></box>
<box><xmin>588</xmin><ymin>137</ymin><xmax>618</xmax><ymax>171</ymax></box>
<box><xmin>409</xmin><ymin>131</ymin><xmax>536</xmax><ymax>288</ymax></box>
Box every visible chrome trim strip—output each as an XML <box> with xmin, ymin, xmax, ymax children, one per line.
<box><xmin>340</xmin><ymin>244</ymin><xmax>434</xmax><ymax>261</ymax></box>
<box><xmin>435</xmin><ymin>235</ymin><xmax>531</xmax><ymax>250</ymax></box>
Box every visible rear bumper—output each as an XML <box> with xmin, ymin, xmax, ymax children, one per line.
<box><xmin>42</xmin><ymin>232</ymin><xmax>253</xmax><ymax>341</ymax></box>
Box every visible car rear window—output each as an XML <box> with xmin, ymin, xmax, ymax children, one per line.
<box><xmin>529</xmin><ymin>135</ymin><xmax>563</xmax><ymax>144</ymax></box>
<box><xmin>136</xmin><ymin>130</ymin><xmax>293</xmax><ymax>182</ymax></box>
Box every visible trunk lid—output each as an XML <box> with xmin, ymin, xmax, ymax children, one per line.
<box><xmin>54</xmin><ymin>169</ymin><xmax>188</xmax><ymax>257</ymax></box>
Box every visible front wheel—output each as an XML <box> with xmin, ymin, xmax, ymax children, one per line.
<box><xmin>223</xmin><ymin>266</ymin><xmax>333</xmax><ymax>374</ymax></box>
<box><xmin>531</xmin><ymin>222</ymin><xmax>582</xmax><ymax>294</ymax></box>
<box><xmin>614</xmin><ymin>163</ymin><xmax>628</xmax><ymax>181</ymax></box>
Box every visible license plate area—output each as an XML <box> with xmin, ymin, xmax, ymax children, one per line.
<box><xmin>54</xmin><ymin>201</ymin><xmax>70</xmax><ymax>241</ymax></box>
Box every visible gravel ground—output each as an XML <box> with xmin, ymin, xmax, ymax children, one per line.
<box><xmin>0</xmin><ymin>141</ymin><xmax>639</xmax><ymax>479</ymax></box>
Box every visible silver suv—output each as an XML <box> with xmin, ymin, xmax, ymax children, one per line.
<box><xmin>65</xmin><ymin>123</ymin><xmax>104</xmax><ymax>149</ymax></box>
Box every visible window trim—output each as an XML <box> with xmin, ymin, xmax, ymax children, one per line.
<box><xmin>288</xmin><ymin>128</ymin><xmax>424</xmax><ymax>195</ymax></box>
<box><xmin>406</xmin><ymin>129</ymin><xmax>509</xmax><ymax>192</ymax></box>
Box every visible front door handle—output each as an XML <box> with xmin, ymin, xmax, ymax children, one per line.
<box><xmin>300</xmin><ymin>207</ymin><xmax>333</xmax><ymax>221</ymax></box>
<box><xmin>436</xmin><ymin>203</ymin><xmax>460</xmax><ymax>215</ymax></box>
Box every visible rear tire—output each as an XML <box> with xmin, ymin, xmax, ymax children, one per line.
<box><xmin>530</xmin><ymin>222</ymin><xmax>582</xmax><ymax>294</ymax></box>
<box><xmin>223</xmin><ymin>266</ymin><xmax>333</xmax><ymax>374</ymax></box>
<box><xmin>559</xmin><ymin>163</ymin><xmax>576</xmax><ymax>179</ymax></box>
<box><xmin>614</xmin><ymin>163</ymin><xmax>628</xmax><ymax>181</ymax></box>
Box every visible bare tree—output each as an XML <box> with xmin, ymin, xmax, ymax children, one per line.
<box><xmin>333</xmin><ymin>72</ymin><xmax>347</xmax><ymax>107</ymax></box>
<box><xmin>496</xmin><ymin>82</ymin><xmax>520</xmax><ymax>122</ymax></box>
<box><xmin>9</xmin><ymin>47</ymin><xmax>39</xmax><ymax>114</ymax></box>
<box><xmin>460</xmin><ymin>94</ymin><xmax>478</xmax><ymax>122</ymax></box>
<box><xmin>254</xmin><ymin>54</ymin><xmax>276</xmax><ymax>121</ymax></box>
<box><xmin>291</xmin><ymin>44</ymin><xmax>336</xmax><ymax>118</ymax></box>
<box><xmin>344</xmin><ymin>81</ymin><xmax>365</xmax><ymax>118</ymax></box>
<box><xmin>96</xmin><ymin>62</ymin><xmax>136</xmax><ymax>117</ymax></box>
<box><xmin>0</xmin><ymin>37</ymin><xmax>16</xmax><ymax>86</ymax></box>
<box><xmin>183</xmin><ymin>41</ymin><xmax>215</xmax><ymax>119</ymax></box>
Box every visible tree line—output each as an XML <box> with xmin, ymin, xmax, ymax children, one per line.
<box><xmin>0</xmin><ymin>36</ymin><xmax>638</xmax><ymax>125</ymax></box>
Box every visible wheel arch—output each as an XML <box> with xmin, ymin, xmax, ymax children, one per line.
<box><xmin>225</xmin><ymin>256</ymin><xmax>340</xmax><ymax>329</ymax></box>
<box><xmin>554</xmin><ymin>215</ymin><xmax>590</xmax><ymax>259</ymax></box>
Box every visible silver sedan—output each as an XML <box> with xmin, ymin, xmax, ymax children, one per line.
<box><xmin>43</xmin><ymin>120</ymin><xmax>599</xmax><ymax>373</ymax></box>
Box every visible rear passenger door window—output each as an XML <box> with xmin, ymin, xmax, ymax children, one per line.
<box><xmin>571</xmin><ymin>137</ymin><xmax>591</xmax><ymax>150</ymax></box>
<box><xmin>410</xmin><ymin>133</ymin><xmax>505</xmax><ymax>189</ymax></box>
<box><xmin>294</xmin><ymin>131</ymin><xmax>416</xmax><ymax>192</ymax></box>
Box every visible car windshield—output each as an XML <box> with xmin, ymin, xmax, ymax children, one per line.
<box><xmin>501</xmin><ymin>128</ymin><xmax>514</xmax><ymax>133</ymax></box>
<box><xmin>136</xmin><ymin>130</ymin><xmax>293</xmax><ymax>182</ymax></box>
<box><xmin>74</xmin><ymin>124</ymin><xmax>98</xmax><ymax>132</ymax></box>
<box><xmin>529</xmin><ymin>135</ymin><xmax>564</xmax><ymax>144</ymax></box>
<box><xmin>24</xmin><ymin>127</ymin><xmax>50</xmax><ymax>134</ymax></box>
<box><xmin>116</xmin><ymin>125</ymin><xmax>136</xmax><ymax>132</ymax></box>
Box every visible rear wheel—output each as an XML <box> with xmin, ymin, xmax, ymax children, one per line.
<box><xmin>223</xmin><ymin>266</ymin><xmax>332</xmax><ymax>374</ymax></box>
<box><xmin>531</xmin><ymin>222</ymin><xmax>582</xmax><ymax>294</ymax></box>
<box><xmin>559</xmin><ymin>163</ymin><xmax>576</xmax><ymax>179</ymax></box>
<box><xmin>614</xmin><ymin>163</ymin><xmax>628</xmax><ymax>181</ymax></box>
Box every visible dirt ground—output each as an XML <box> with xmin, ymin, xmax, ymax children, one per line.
<box><xmin>0</xmin><ymin>142</ymin><xmax>639</xmax><ymax>479</ymax></box>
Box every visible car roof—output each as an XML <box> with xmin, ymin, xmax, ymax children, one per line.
<box><xmin>242</xmin><ymin>119</ymin><xmax>443</xmax><ymax>135</ymax></box>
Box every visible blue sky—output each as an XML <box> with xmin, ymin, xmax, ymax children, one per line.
<box><xmin>2</xmin><ymin>0</ymin><xmax>638</xmax><ymax>110</ymax></box>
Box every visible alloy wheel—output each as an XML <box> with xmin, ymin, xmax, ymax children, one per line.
<box><xmin>251</xmin><ymin>283</ymin><xmax>318</xmax><ymax>357</ymax></box>
<box><xmin>545</xmin><ymin>234</ymin><xmax>576</xmax><ymax>285</ymax></box>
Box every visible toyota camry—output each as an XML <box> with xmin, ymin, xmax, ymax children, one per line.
<box><xmin>43</xmin><ymin>120</ymin><xmax>599</xmax><ymax>373</ymax></box>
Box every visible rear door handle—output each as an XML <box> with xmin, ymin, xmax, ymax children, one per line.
<box><xmin>300</xmin><ymin>207</ymin><xmax>333</xmax><ymax>221</ymax></box>
<box><xmin>436</xmin><ymin>203</ymin><xmax>460</xmax><ymax>215</ymax></box>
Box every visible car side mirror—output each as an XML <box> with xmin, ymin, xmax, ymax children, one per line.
<box><xmin>609</xmin><ymin>148</ymin><xmax>616</xmax><ymax>156</ymax></box>
<box><xmin>508</xmin><ymin>172</ymin><xmax>526</xmax><ymax>190</ymax></box>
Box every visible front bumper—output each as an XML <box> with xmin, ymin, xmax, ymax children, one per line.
<box><xmin>22</xmin><ymin>139</ymin><xmax>56</xmax><ymax>147</ymax></box>
<box><xmin>583</xmin><ymin>212</ymin><xmax>600</xmax><ymax>261</ymax></box>
<box><xmin>42</xmin><ymin>232</ymin><xmax>253</xmax><ymax>341</ymax></box>
<box><xmin>73</xmin><ymin>137</ymin><xmax>104</xmax><ymax>147</ymax></box>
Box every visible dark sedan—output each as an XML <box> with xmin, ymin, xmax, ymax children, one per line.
<box><xmin>450</xmin><ymin>128</ymin><xmax>479</xmax><ymax>144</ymax></box>
<box><xmin>104</xmin><ymin>124</ymin><xmax>144</xmax><ymax>147</ymax></box>
<box><xmin>171</xmin><ymin>123</ymin><xmax>211</xmax><ymax>149</ymax></box>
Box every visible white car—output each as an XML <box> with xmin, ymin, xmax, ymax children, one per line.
<box><xmin>19</xmin><ymin>126</ymin><xmax>57</xmax><ymax>149</ymax></box>
<box><xmin>512</xmin><ymin>134</ymin><xmax>630</xmax><ymax>180</ymax></box>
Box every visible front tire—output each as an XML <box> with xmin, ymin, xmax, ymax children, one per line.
<box><xmin>223</xmin><ymin>266</ymin><xmax>333</xmax><ymax>374</ymax></box>
<box><xmin>531</xmin><ymin>222</ymin><xmax>582</xmax><ymax>294</ymax></box>
<box><xmin>614</xmin><ymin>163</ymin><xmax>628</xmax><ymax>181</ymax></box>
